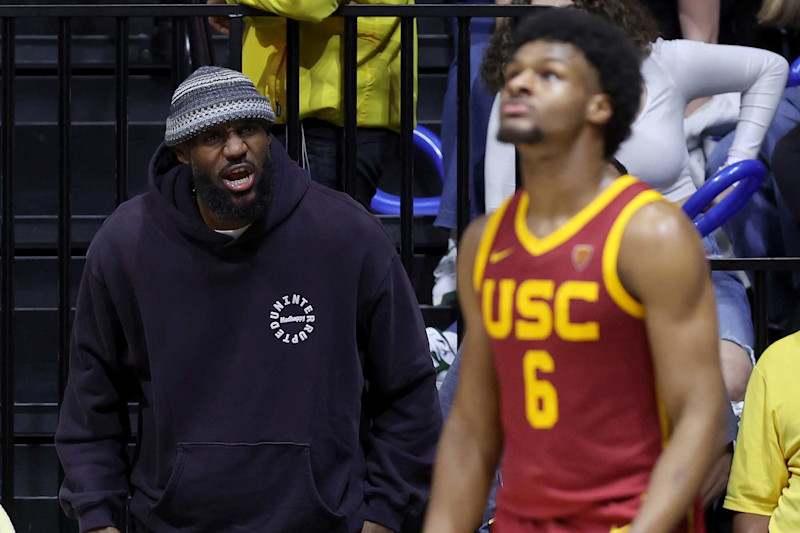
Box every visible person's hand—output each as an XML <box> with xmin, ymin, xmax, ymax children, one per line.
<box><xmin>86</xmin><ymin>528</ymin><xmax>121</xmax><ymax>533</ymax></box>
<box><xmin>699</xmin><ymin>445</ymin><xmax>733</xmax><ymax>506</ymax></box>
<box><xmin>361</xmin><ymin>520</ymin><xmax>395</xmax><ymax>533</ymax></box>
<box><xmin>207</xmin><ymin>0</ymin><xmax>231</xmax><ymax>35</ymax></box>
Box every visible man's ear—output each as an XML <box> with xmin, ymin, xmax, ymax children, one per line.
<box><xmin>173</xmin><ymin>143</ymin><xmax>191</xmax><ymax>165</ymax></box>
<box><xmin>586</xmin><ymin>93</ymin><xmax>613</xmax><ymax>127</ymax></box>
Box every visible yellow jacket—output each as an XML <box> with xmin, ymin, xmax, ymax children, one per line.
<box><xmin>229</xmin><ymin>0</ymin><xmax>416</xmax><ymax>132</ymax></box>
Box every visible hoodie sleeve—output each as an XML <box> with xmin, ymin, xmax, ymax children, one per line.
<box><xmin>56</xmin><ymin>262</ymin><xmax>133</xmax><ymax>533</ymax></box>
<box><xmin>360</xmin><ymin>255</ymin><xmax>443</xmax><ymax>532</ymax></box>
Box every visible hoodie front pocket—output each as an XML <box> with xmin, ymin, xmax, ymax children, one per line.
<box><xmin>149</xmin><ymin>441</ymin><xmax>347</xmax><ymax>532</ymax></box>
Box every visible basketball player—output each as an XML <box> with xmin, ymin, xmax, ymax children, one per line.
<box><xmin>423</xmin><ymin>9</ymin><xmax>727</xmax><ymax>533</ymax></box>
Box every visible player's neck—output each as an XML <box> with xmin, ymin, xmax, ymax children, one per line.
<box><xmin>518</xmin><ymin>138</ymin><xmax>610</xmax><ymax>220</ymax></box>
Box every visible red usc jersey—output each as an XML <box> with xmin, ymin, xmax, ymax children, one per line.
<box><xmin>475</xmin><ymin>176</ymin><xmax>698</xmax><ymax>532</ymax></box>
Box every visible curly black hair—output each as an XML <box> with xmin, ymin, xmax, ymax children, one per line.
<box><xmin>482</xmin><ymin>1</ymin><xmax>659</xmax><ymax>95</ymax></box>
<box><xmin>481</xmin><ymin>0</ymin><xmax>534</xmax><ymax>96</ymax></box>
<box><xmin>572</xmin><ymin>0</ymin><xmax>661</xmax><ymax>57</ymax></box>
<box><xmin>511</xmin><ymin>9</ymin><xmax>643</xmax><ymax>158</ymax></box>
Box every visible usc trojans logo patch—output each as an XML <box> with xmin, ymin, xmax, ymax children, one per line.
<box><xmin>572</xmin><ymin>244</ymin><xmax>594</xmax><ymax>272</ymax></box>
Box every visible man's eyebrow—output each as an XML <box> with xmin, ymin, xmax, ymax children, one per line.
<box><xmin>507</xmin><ymin>56</ymin><xmax>570</xmax><ymax>70</ymax></box>
<box><xmin>540</xmin><ymin>55</ymin><xmax>570</xmax><ymax>65</ymax></box>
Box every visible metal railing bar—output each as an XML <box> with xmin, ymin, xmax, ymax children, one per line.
<box><xmin>11</xmin><ymin>435</ymin><xmax>135</xmax><ymax>446</ymax></box>
<box><xmin>6</xmin><ymin>495</ymin><xmax>63</xmax><ymax>501</ymax></box>
<box><xmin>0</xmin><ymin>4</ymin><xmax>547</xmax><ymax>18</ymax></box>
<box><xmin>57</xmin><ymin>19</ymin><xmax>72</xmax><ymax>530</ymax></box>
<box><xmin>5</xmin><ymin>65</ymin><xmax>173</xmax><ymax>76</ymax></box>
<box><xmin>115</xmin><ymin>17</ymin><xmax>129</xmax><ymax>206</ymax></box>
<box><xmin>456</xmin><ymin>16</ymin><xmax>471</xmax><ymax>242</ymax></box>
<box><xmin>1</xmin><ymin>16</ymin><xmax>16</xmax><ymax>517</ymax></box>
<box><xmin>188</xmin><ymin>12</ymin><xmax>214</xmax><ymax>68</ymax></box>
<box><xmin>227</xmin><ymin>14</ymin><xmax>243</xmax><ymax>71</ymax></box>
<box><xmin>57</xmin><ymin>15</ymin><xmax>72</xmax><ymax>412</ymax></box>
<box><xmin>285</xmin><ymin>18</ymin><xmax>300</xmax><ymax>162</ymax></box>
<box><xmin>171</xmin><ymin>16</ymin><xmax>185</xmax><ymax>90</ymax></box>
<box><xmin>13</xmin><ymin>308</ymin><xmax>76</xmax><ymax>313</ymax></box>
<box><xmin>753</xmin><ymin>270</ymin><xmax>769</xmax><ymax>356</ymax></box>
<box><xmin>708</xmin><ymin>257</ymin><xmax>800</xmax><ymax>270</ymax></box>
<box><xmin>342</xmin><ymin>16</ymin><xmax>358</xmax><ymax>199</ymax></box>
<box><xmin>14</xmin><ymin>215</ymin><xmax>106</xmax><ymax>220</ymax></box>
<box><xmin>399</xmin><ymin>16</ymin><xmax>415</xmax><ymax>269</ymax></box>
<box><xmin>334</xmin><ymin>4</ymin><xmax>547</xmax><ymax>16</ymax></box>
<box><xmin>455</xmin><ymin>16</ymin><xmax>471</xmax><ymax>341</ymax></box>
<box><xmin>0</xmin><ymin>5</ymin><xmax>251</xmax><ymax>17</ymax></box>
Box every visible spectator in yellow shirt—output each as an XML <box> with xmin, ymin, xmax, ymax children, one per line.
<box><xmin>208</xmin><ymin>0</ymin><xmax>416</xmax><ymax>208</ymax></box>
<box><xmin>725</xmin><ymin>332</ymin><xmax>800</xmax><ymax>532</ymax></box>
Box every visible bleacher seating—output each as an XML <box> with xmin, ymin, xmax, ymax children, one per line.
<box><xmin>5</xmin><ymin>1</ymin><xmax>455</xmax><ymax>529</ymax></box>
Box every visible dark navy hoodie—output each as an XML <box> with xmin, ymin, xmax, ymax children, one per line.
<box><xmin>56</xmin><ymin>139</ymin><xmax>442</xmax><ymax>533</ymax></box>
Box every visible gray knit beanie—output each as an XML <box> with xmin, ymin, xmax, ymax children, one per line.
<box><xmin>164</xmin><ymin>66</ymin><xmax>276</xmax><ymax>146</ymax></box>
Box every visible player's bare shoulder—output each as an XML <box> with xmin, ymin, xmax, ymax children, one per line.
<box><xmin>621</xmin><ymin>200</ymin><xmax>705</xmax><ymax>256</ymax></box>
<box><xmin>457</xmin><ymin>215</ymin><xmax>492</xmax><ymax>297</ymax></box>
<box><xmin>617</xmin><ymin>199</ymin><xmax>710</xmax><ymax>302</ymax></box>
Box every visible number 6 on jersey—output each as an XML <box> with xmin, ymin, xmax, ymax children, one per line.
<box><xmin>523</xmin><ymin>350</ymin><xmax>558</xmax><ymax>429</ymax></box>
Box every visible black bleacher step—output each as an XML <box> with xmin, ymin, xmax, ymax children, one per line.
<box><xmin>10</xmin><ymin>253</ymin><xmax>446</xmax><ymax>311</ymax></box>
<box><xmin>15</xmin><ymin>443</ymin><xmax>61</xmax><ymax>498</ymax></box>
<box><xmin>418</xmin><ymin>34</ymin><xmax>451</xmax><ymax>69</ymax></box>
<box><xmin>12</xmin><ymin>216</ymin><xmax>108</xmax><ymax>250</ymax></box>
<box><xmin>14</xmin><ymin>34</ymin><xmax>162</xmax><ymax>68</ymax></box>
<box><xmin>10</xmin><ymin>301</ymin><xmax>453</xmax><ymax>407</ymax></box>
<box><xmin>417</xmin><ymin>14</ymin><xmax>449</xmax><ymax>36</ymax></box>
<box><xmin>5</xmin><ymin>73</ymin><xmax>446</xmax><ymax>123</ymax></box>
<box><xmin>11</xmin><ymin>213</ymin><xmax>449</xmax><ymax>252</ymax></box>
<box><xmin>7</xmin><ymin>76</ymin><xmax>173</xmax><ymax>123</ymax></box>
<box><xmin>13</xmin><ymin>12</ymin><xmax>164</xmax><ymax>38</ymax></box>
<box><xmin>10</xmin><ymin>304</ymin><xmax>457</xmax><ymax>413</ymax></box>
<box><xmin>14</xmin><ymin>498</ymin><xmax>79</xmax><ymax>533</ymax></box>
<box><xmin>12</xmin><ymin>123</ymin><xmax>161</xmax><ymax>216</ymax></box>
<box><xmin>14</xmin><ymin>256</ymin><xmax>85</xmax><ymax>308</ymax></box>
<box><xmin>420</xmin><ymin>304</ymin><xmax>458</xmax><ymax>331</ymax></box>
<box><xmin>11</xmin><ymin>116</ymin><xmax>447</xmax><ymax>218</ymax></box>
<box><xmin>8</xmin><ymin>0</ymin><xmax>175</xmax><ymax>34</ymax></box>
<box><xmin>208</xmin><ymin>33</ymin><xmax>452</xmax><ymax>70</ymax></box>
<box><xmin>11</xmin><ymin>30</ymin><xmax>452</xmax><ymax>70</ymax></box>
<box><xmin>12</xmin><ymin>310</ymin><xmax>66</xmax><ymax>404</ymax></box>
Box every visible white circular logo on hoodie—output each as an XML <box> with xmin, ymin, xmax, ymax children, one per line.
<box><xmin>269</xmin><ymin>293</ymin><xmax>316</xmax><ymax>344</ymax></box>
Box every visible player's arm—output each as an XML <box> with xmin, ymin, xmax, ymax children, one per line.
<box><xmin>620</xmin><ymin>202</ymin><xmax>727</xmax><ymax>533</ymax></box>
<box><xmin>56</xmin><ymin>262</ymin><xmax>133</xmax><ymax>533</ymax></box>
<box><xmin>422</xmin><ymin>217</ymin><xmax>504</xmax><ymax>533</ymax></box>
<box><xmin>732</xmin><ymin>513</ymin><xmax>770</xmax><ymax>533</ymax></box>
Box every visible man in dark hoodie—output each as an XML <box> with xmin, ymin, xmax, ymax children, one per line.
<box><xmin>56</xmin><ymin>66</ymin><xmax>442</xmax><ymax>533</ymax></box>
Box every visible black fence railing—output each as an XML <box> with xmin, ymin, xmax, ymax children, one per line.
<box><xmin>0</xmin><ymin>3</ymin><xmax>798</xmax><ymax>531</ymax></box>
